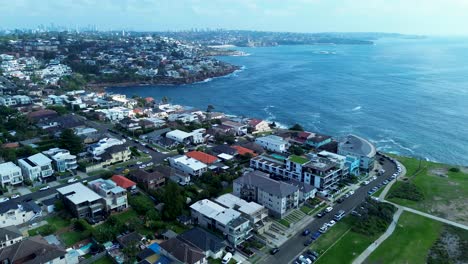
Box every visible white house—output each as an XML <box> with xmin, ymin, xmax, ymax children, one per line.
<box><xmin>18</xmin><ymin>153</ymin><xmax>54</xmax><ymax>181</ymax></box>
<box><xmin>87</xmin><ymin>137</ymin><xmax>125</xmax><ymax>157</ymax></box>
<box><xmin>42</xmin><ymin>148</ymin><xmax>78</xmax><ymax>173</ymax></box>
<box><xmin>88</xmin><ymin>179</ymin><xmax>128</xmax><ymax>212</ymax></box>
<box><xmin>166</xmin><ymin>128</ymin><xmax>205</xmax><ymax>145</ymax></box>
<box><xmin>0</xmin><ymin>201</ymin><xmax>42</xmax><ymax>228</ymax></box>
<box><xmin>0</xmin><ymin>226</ymin><xmax>23</xmax><ymax>249</ymax></box>
<box><xmin>168</xmin><ymin>155</ymin><xmax>207</xmax><ymax>177</ymax></box>
<box><xmin>255</xmin><ymin>135</ymin><xmax>289</xmax><ymax>153</ymax></box>
<box><xmin>0</xmin><ymin>162</ymin><xmax>23</xmax><ymax>188</ymax></box>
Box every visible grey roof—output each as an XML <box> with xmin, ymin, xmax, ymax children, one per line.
<box><xmin>160</xmin><ymin>237</ymin><xmax>205</xmax><ymax>264</ymax></box>
<box><xmin>339</xmin><ymin>134</ymin><xmax>376</xmax><ymax>158</ymax></box>
<box><xmin>211</xmin><ymin>144</ymin><xmax>237</xmax><ymax>155</ymax></box>
<box><xmin>235</xmin><ymin>171</ymin><xmax>299</xmax><ymax>197</ymax></box>
<box><xmin>0</xmin><ymin>226</ymin><xmax>22</xmax><ymax>244</ymax></box>
<box><xmin>0</xmin><ymin>236</ymin><xmax>67</xmax><ymax>264</ymax></box>
<box><xmin>179</xmin><ymin>227</ymin><xmax>224</xmax><ymax>253</ymax></box>
<box><xmin>0</xmin><ymin>200</ymin><xmax>40</xmax><ymax>215</ymax></box>
<box><xmin>289</xmin><ymin>179</ymin><xmax>316</xmax><ymax>194</ymax></box>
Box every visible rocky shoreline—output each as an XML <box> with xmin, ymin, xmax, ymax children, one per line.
<box><xmin>87</xmin><ymin>65</ymin><xmax>241</xmax><ymax>92</ymax></box>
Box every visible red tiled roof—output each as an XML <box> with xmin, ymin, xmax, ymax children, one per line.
<box><xmin>186</xmin><ymin>151</ymin><xmax>218</xmax><ymax>164</ymax></box>
<box><xmin>298</xmin><ymin>131</ymin><xmax>311</xmax><ymax>139</ymax></box>
<box><xmin>111</xmin><ymin>175</ymin><xmax>136</xmax><ymax>189</ymax></box>
<box><xmin>27</xmin><ymin>109</ymin><xmax>57</xmax><ymax>118</ymax></box>
<box><xmin>248</xmin><ymin>119</ymin><xmax>263</xmax><ymax>127</ymax></box>
<box><xmin>232</xmin><ymin>145</ymin><xmax>257</xmax><ymax>156</ymax></box>
<box><xmin>2</xmin><ymin>142</ymin><xmax>19</xmax><ymax>149</ymax></box>
<box><xmin>145</xmin><ymin>97</ymin><xmax>155</xmax><ymax>102</ymax></box>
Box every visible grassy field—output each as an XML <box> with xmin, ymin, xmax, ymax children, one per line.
<box><xmin>29</xmin><ymin>216</ymin><xmax>72</xmax><ymax>236</ymax></box>
<box><xmin>309</xmin><ymin>218</ymin><xmax>379</xmax><ymax>264</ymax></box>
<box><xmin>94</xmin><ymin>256</ymin><xmax>114</xmax><ymax>264</ymax></box>
<box><xmin>60</xmin><ymin>231</ymin><xmax>89</xmax><ymax>246</ymax></box>
<box><xmin>387</xmin><ymin>156</ymin><xmax>468</xmax><ymax>224</ymax></box>
<box><xmin>365</xmin><ymin>211</ymin><xmax>443</xmax><ymax>264</ymax></box>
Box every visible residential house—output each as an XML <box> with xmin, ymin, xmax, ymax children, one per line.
<box><xmin>222</xmin><ymin>120</ymin><xmax>248</xmax><ymax>135</ymax></box>
<box><xmin>56</xmin><ymin>183</ymin><xmax>106</xmax><ymax>223</ymax></box>
<box><xmin>0</xmin><ymin>162</ymin><xmax>23</xmax><ymax>188</ymax></box>
<box><xmin>248</xmin><ymin>119</ymin><xmax>271</xmax><ymax>134</ymax></box>
<box><xmin>233</xmin><ymin>170</ymin><xmax>299</xmax><ymax>219</ymax></box>
<box><xmin>26</xmin><ymin>109</ymin><xmax>58</xmax><ymax>122</ymax></box>
<box><xmin>178</xmin><ymin>227</ymin><xmax>224</xmax><ymax>259</ymax></box>
<box><xmin>190</xmin><ymin>199</ymin><xmax>252</xmax><ymax>246</ymax></box>
<box><xmin>214</xmin><ymin>193</ymin><xmax>268</xmax><ymax>228</ymax></box>
<box><xmin>0</xmin><ymin>236</ymin><xmax>78</xmax><ymax>264</ymax></box>
<box><xmin>211</xmin><ymin>144</ymin><xmax>237</xmax><ymax>156</ymax></box>
<box><xmin>159</xmin><ymin>237</ymin><xmax>207</xmax><ymax>264</ymax></box>
<box><xmin>0</xmin><ymin>226</ymin><xmax>22</xmax><ymax>249</ymax></box>
<box><xmin>127</xmin><ymin>169</ymin><xmax>166</xmax><ymax>190</ymax></box>
<box><xmin>168</xmin><ymin>155</ymin><xmax>207</xmax><ymax>177</ymax></box>
<box><xmin>18</xmin><ymin>153</ymin><xmax>54</xmax><ymax>181</ymax></box>
<box><xmin>232</xmin><ymin>145</ymin><xmax>257</xmax><ymax>157</ymax></box>
<box><xmin>111</xmin><ymin>175</ymin><xmax>137</xmax><ymax>191</ymax></box>
<box><xmin>88</xmin><ymin>179</ymin><xmax>128</xmax><ymax>212</ymax></box>
<box><xmin>166</xmin><ymin>129</ymin><xmax>205</xmax><ymax>145</ymax></box>
<box><xmin>338</xmin><ymin>134</ymin><xmax>376</xmax><ymax>174</ymax></box>
<box><xmin>0</xmin><ymin>200</ymin><xmax>42</xmax><ymax>228</ymax></box>
<box><xmin>186</xmin><ymin>151</ymin><xmax>219</xmax><ymax>165</ymax></box>
<box><xmin>87</xmin><ymin>137</ymin><xmax>125</xmax><ymax>157</ymax></box>
<box><xmin>42</xmin><ymin>148</ymin><xmax>78</xmax><ymax>173</ymax></box>
<box><xmin>255</xmin><ymin>135</ymin><xmax>289</xmax><ymax>153</ymax></box>
<box><xmin>97</xmin><ymin>145</ymin><xmax>131</xmax><ymax>166</ymax></box>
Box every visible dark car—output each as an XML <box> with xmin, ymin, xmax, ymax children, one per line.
<box><xmin>307</xmin><ymin>250</ymin><xmax>319</xmax><ymax>258</ymax></box>
<box><xmin>302</xmin><ymin>229</ymin><xmax>311</xmax><ymax>236</ymax></box>
<box><xmin>337</xmin><ymin>197</ymin><xmax>345</xmax><ymax>203</ymax></box>
<box><xmin>311</xmin><ymin>231</ymin><xmax>321</xmax><ymax>240</ymax></box>
<box><xmin>304</xmin><ymin>239</ymin><xmax>313</xmax><ymax>246</ymax></box>
<box><xmin>225</xmin><ymin>246</ymin><xmax>235</xmax><ymax>254</ymax></box>
<box><xmin>270</xmin><ymin>247</ymin><xmax>280</xmax><ymax>255</ymax></box>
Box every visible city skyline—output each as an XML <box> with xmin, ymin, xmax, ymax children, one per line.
<box><xmin>2</xmin><ymin>0</ymin><xmax>468</xmax><ymax>35</ymax></box>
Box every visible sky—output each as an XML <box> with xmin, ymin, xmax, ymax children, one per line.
<box><xmin>1</xmin><ymin>0</ymin><xmax>468</xmax><ymax>35</ymax></box>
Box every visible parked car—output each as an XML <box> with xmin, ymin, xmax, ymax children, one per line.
<box><xmin>302</xmin><ymin>229</ymin><xmax>311</xmax><ymax>236</ymax></box>
<box><xmin>327</xmin><ymin>220</ymin><xmax>336</xmax><ymax>227</ymax></box>
<box><xmin>307</xmin><ymin>250</ymin><xmax>319</xmax><ymax>259</ymax></box>
<box><xmin>319</xmin><ymin>224</ymin><xmax>328</xmax><ymax>233</ymax></box>
<box><xmin>67</xmin><ymin>177</ymin><xmax>78</xmax><ymax>183</ymax></box>
<box><xmin>363</xmin><ymin>180</ymin><xmax>370</xmax><ymax>185</ymax></box>
<box><xmin>40</xmin><ymin>186</ymin><xmax>50</xmax><ymax>191</ymax></box>
<box><xmin>316</xmin><ymin>211</ymin><xmax>325</xmax><ymax>218</ymax></box>
<box><xmin>311</xmin><ymin>231</ymin><xmax>321</xmax><ymax>240</ymax></box>
<box><xmin>337</xmin><ymin>197</ymin><xmax>345</xmax><ymax>203</ymax></box>
<box><xmin>325</xmin><ymin>206</ymin><xmax>333</xmax><ymax>213</ymax></box>
<box><xmin>225</xmin><ymin>246</ymin><xmax>235</xmax><ymax>254</ymax></box>
<box><xmin>349</xmin><ymin>190</ymin><xmax>355</xmax><ymax>195</ymax></box>
<box><xmin>0</xmin><ymin>197</ymin><xmax>10</xmax><ymax>203</ymax></box>
<box><xmin>270</xmin><ymin>247</ymin><xmax>280</xmax><ymax>255</ymax></box>
<box><xmin>221</xmin><ymin>253</ymin><xmax>233</xmax><ymax>264</ymax></box>
<box><xmin>303</xmin><ymin>239</ymin><xmax>313</xmax><ymax>246</ymax></box>
<box><xmin>11</xmin><ymin>194</ymin><xmax>20</xmax><ymax>199</ymax></box>
<box><xmin>136</xmin><ymin>161</ymin><xmax>143</xmax><ymax>165</ymax></box>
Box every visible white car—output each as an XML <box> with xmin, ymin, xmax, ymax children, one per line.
<box><xmin>67</xmin><ymin>178</ymin><xmax>78</xmax><ymax>183</ymax></box>
<box><xmin>319</xmin><ymin>224</ymin><xmax>328</xmax><ymax>233</ymax></box>
<box><xmin>349</xmin><ymin>190</ymin><xmax>355</xmax><ymax>195</ymax></box>
<box><xmin>146</xmin><ymin>162</ymin><xmax>154</xmax><ymax>166</ymax></box>
<box><xmin>136</xmin><ymin>161</ymin><xmax>143</xmax><ymax>165</ymax></box>
<box><xmin>325</xmin><ymin>206</ymin><xmax>333</xmax><ymax>213</ymax></box>
<box><xmin>363</xmin><ymin>180</ymin><xmax>370</xmax><ymax>185</ymax></box>
<box><xmin>0</xmin><ymin>197</ymin><xmax>10</xmax><ymax>203</ymax></box>
<box><xmin>327</xmin><ymin>220</ymin><xmax>336</xmax><ymax>227</ymax></box>
<box><xmin>372</xmin><ymin>176</ymin><xmax>377</xmax><ymax>180</ymax></box>
<box><xmin>11</xmin><ymin>194</ymin><xmax>20</xmax><ymax>199</ymax></box>
<box><xmin>39</xmin><ymin>186</ymin><xmax>51</xmax><ymax>191</ymax></box>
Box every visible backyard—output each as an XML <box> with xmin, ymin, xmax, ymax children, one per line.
<box><xmin>387</xmin><ymin>156</ymin><xmax>468</xmax><ymax>225</ymax></box>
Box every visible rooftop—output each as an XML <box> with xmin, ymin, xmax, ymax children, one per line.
<box><xmin>234</xmin><ymin>170</ymin><xmax>299</xmax><ymax>197</ymax></box>
<box><xmin>172</xmin><ymin>156</ymin><xmax>207</xmax><ymax>171</ymax></box>
<box><xmin>215</xmin><ymin>193</ymin><xmax>264</xmax><ymax>215</ymax></box>
<box><xmin>186</xmin><ymin>151</ymin><xmax>218</xmax><ymax>164</ymax></box>
<box><xmin>288</xmin><ymin>155</ymin><xmax>310</xmax><ymax>165</ymax></box>
<box><xmin>339</xmin><ymin>134</ymin><xmax>376</xmax><ymax>158</ymax></box>
<box><xmin>57</xmin><ymin>182</ymin><xmax>103</xmax><ymax>205</ymax></box>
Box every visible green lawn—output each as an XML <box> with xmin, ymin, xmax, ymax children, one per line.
<box><xmin>300</xmin><ymin>206</ymin><xmax>313</xmax><ymax>215</ymax></box>
<box><xmin>366</xmin><ymin>211</ymin><xmax>443</xmax><ymax>264</ymax></box>
<box><xmin>29</xmin><ymin>216</ymin><xmax>72</xmax><ymax>236</ymax></box>
<box><xmin>47</xmin><ymin>216</ymin><xmax>71</xmax><ymax>229</ymax></box>
<box><xmin>372</xmin><ymin>188</ymin><xmax>384</xmax><ymax>198</ymax></box>
<box><xmin>310</xmin><ymin>219</ymin><xmax>351</xmax><ymax>254</ymax></box>
<box><xmin>315</xmin><ymin>231</ymin><xmax>376</xmax><ymax>264</ymax></box>
<box><xmin>94</xmin><ymin>256</ymin><xmax>114</xmax><ymax>264</ymax></box>
<box><xmin>277</xmin><ymin>219</ymin><xmax>291</xmax><ymax>228</ymax></box>
<box><xmin>387</xmin><ymin>156</ymin><xmax>468</xmax><ymax>224</ymax></box>
<box><xmin>289</xmin><ymin>155</ymin><xmax>310</xmax><ymax>165</ymax></box>
<box><xmin>60</xmin><ymin>231</ymin><xmax>90</xmax><ymax>247</ymax></box>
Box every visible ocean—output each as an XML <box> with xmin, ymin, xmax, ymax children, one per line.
<box><xmin>108</xmin><ymin>37</ymin><xmax>468</xmax><ymax>165</ymax></box>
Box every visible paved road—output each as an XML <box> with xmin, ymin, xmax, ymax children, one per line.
<box><xmin>259</xmin><ymin>153</ymin><xmax>398</xmax><ymax>264</ymax></box>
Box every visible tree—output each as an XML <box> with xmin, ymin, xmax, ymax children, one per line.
<box><xmin>289</xmin><ymin>145</ymin><xmax>305</xmax><ymax>156</ymax></box>
<box><xmin>289</xmin><ymin>123</ymin><xmax>304</xmax><ymax>131</ymax></box>
<box><xmin>128</xmin><ymin>195</ymin><xmax>154</xmax><ymax>215</ymax></box>
<box><xmin>59</xmin><ymin>129</ymin><xmax>83</xmax><ymax>155</ymax></box>
<box><xmin>161</xmin><ymin>181</ymin><xmax>185</xmax><ymax>220</ymax></box>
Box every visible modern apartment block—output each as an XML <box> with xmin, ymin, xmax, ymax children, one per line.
<box><xmin>0</xmin><ymin>162</ymin><xmax>23</xmax><ymax>188</ymax></box>
<box><xmin>214</xmin><ymin>193</ymin><xmax>268</xmax><ymax>228</ymax></box>
<box><xmin>254</xmin><ymin>135</ymin><xmax>290</xmax><ymax>153</ymax></box>
<box><xmin>88</xmin><ymin>178</ymin><xmax>128</xmax><ymax>212</ymax></box>
<box><xmin>168</xmin><ymin>155</ymin><xmax>207</xmax><ymax>177</ymax></box>
<box><xmin>190</xmin><ymin>199</ymin><xmax>252</xmax><ymax>246</ymax></box>
<box><xmin>56</xmin><ymin>183</ymin><xmax>106</xmax><ymax>223</ymax></box>
<box><xmin>18</xmin><ymin>153</ymin><xmax>54</xmax><ymax>181</ymax></box>
<box><xmin>42</xmin><ymin>148</ymin><xmax>78</xmax><ymax>173</ymax></box>
<box><xmin>338</xmin><ymin>134</ymin><xmax>376</xmax><ymax>174</ymax></box>
<box><xmin>233</xmin><ymin>170</ymin><xmax>299</xmax><ymax>219</ymax></box>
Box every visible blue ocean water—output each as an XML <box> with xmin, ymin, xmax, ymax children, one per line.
<box><xmin>109</xmin><ymin>37</ymin><xmax>468</xmax><ymax>165</ymax></box>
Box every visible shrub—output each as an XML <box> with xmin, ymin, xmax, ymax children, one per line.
<box><xmin>388</xmin><ymin>182</ymin><xmax>424</xmax><ymax>201</ymax></box>
<box><xmin>449</xmin><ymin>167</ymin><xmax>460</xmax><ymax>173</ymax></box>
<box><xmin>350</xmin><ymin>199</ymin><xmax>397</xmax><ymax>236</ymax></box>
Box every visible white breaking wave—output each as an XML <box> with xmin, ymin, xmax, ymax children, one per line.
<box><xmin>352</xmin><ymin>106</ymin><xmax>362</xmax><ymax>111</ymax></box>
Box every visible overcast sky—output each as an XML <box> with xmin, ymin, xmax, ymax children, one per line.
<box><xmin>2</xmin><ymin>0</ymin><xmax>468</xmax><ymax>35</ymax></box>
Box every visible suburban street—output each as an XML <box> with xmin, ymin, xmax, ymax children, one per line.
<box><xmin>258</xmin><ymin>153</ymin><xmax>398</xmax><ymax>264</ymax></box>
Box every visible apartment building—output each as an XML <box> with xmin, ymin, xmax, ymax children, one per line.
<box><xmin>214</xmin><ymin>193</ymin><xmax>268</xmax><ymax>227</ymax></box>
<box><xmin>168</xmin><ymin>155</ymin><xmax>207</xmax><ymax>177</ymax></box>
<box><xmin>56</xmin><ymin>183</ymin><xmax>106</xmax><ymax>223</ymax></box>
<box><xmin>233</xmin><ymin>171</ymin><xmax>299</xmax><ymax>219</ymax></box>
<box><xmin>255</xmin><ymin>135</ymin><xmax>289</xmax><ymax>153</ymax></box>
<box><xmin>338</xmin><ymin>134</ymin><xmax>376</xmax><ymax>174</ymax></box>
